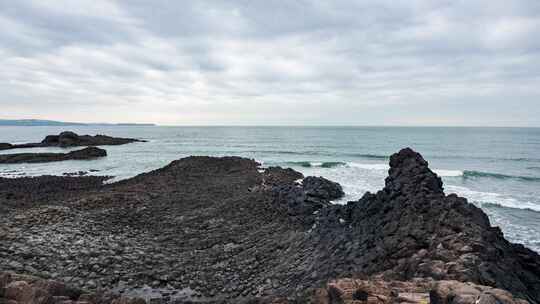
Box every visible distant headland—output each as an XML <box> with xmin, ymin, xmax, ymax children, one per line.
<box><xmin>0</xmin><ymin>119</ymin><xmax>156</xmax><ymax>127</ymax></box>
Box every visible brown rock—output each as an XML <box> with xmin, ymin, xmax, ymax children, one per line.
<box><xmin>430</xmin><ymin>281</ymin><xmax>529</xmax><ymax>304</ymax></box>
<box><xmin>4</xmin><ymin>281</ymin><xmax>33</xmax><ymax>303</ymax></box>
<box><xmin>313</xmin><ymin>278</ymin><xmax>431</xmax><ymax>304</ymax></box>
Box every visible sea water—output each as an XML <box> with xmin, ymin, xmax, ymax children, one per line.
<box><xmin>1</xmin><ymin>126</ymin><xmax>539</xmax><ymax>252</ymax></box>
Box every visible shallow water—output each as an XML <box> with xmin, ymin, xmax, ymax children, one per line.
<box><xmin>1</xmin><ymin>126</ymin><xmax>539</xmax><ymax>252</ymax></box>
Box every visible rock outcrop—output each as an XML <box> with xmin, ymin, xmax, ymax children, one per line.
<box><xmin>0</xmin><ymin>147</ymin><xmax>107</xmax><ymax>164</ymax></box>
<box><xmin>311</xmin><ymin>278</ymin><xmax>529</xmax><ymax>304</ymax></box>
<box><xmin>40</xmin><ymin>131</ymin><xmax>143</xmax><ymax>147</ymax></box>
<box><xmin>1</xmin><ymin>131</ymin><xmax>144</xmax><ymax>150</ymax></box>
<box><xmin>0</xmin><ymin>143</ymin><xmax>12</xmax><ymax>150</ymax></box>
<box><xmin>0</xmin><ymin>271</ymin><xmax>145</xmax><ymax>304</ymax></box>
<box><xmin>0</xmin><ymin>148</ymin><xmax>539</xmax><ymax>303</ymax></box>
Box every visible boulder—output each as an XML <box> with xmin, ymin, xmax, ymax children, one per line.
<box><xmin>303</xmin><ymin>176</ymin><xmax>344</xmax><ymax>201</ymax></box>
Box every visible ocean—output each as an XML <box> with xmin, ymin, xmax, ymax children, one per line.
<box><xmin>1</xmin><ymin>126</ymin><xmax>539</xmax><ymax>252</ymax></box>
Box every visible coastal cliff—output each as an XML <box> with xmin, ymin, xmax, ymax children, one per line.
<box><xmin>0</xmin><ymin>148</ymin><xmax>539</xmax><ymax>303</ymax></box>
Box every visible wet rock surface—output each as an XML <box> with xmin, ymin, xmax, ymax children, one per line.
<box><xmin>0</xmin><ymin>148</ymin><xmax>539</xmax><ymax>303</ymax></box>
<box><xmin>0</xmin><ymin>147</ymin><xmax>107</xmax><ymax>164</ymax></box>
<box><xmin>1</xmin><ymin>131</ymin><xmax>143</xmax><ymax>150</ymax></box>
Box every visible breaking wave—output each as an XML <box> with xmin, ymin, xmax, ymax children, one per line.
<box><xmin>463</xmin><ymin>170</ymin><xmax>540</xmax><ymax>182</ymax></box>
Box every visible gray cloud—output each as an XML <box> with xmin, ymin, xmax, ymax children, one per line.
<box><xmin>0</xmin><ymin>0</ymin><xmax>539</xmax><ymax>125</ymax></box>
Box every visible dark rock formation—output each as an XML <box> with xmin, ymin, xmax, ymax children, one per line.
<box><xmin>0</xmin><ymin>143</ymin><xmax>12</xmax><ymax>150</ymax></box>
<box><xmin>303</xmin><ymin>176</ymin><xmax>344</xmax><ymax>201</ymax></box>
<box><xmin>40</xmin><ymin>131</ymin><xmax>143</xmax><ymax>147</ymax></box>
<box><xmin>0</xmin><ymin>271</ymin><xmax>144</xmax><ymax>304</ymax></box>
<box><xmin>0</xmin><ymin>147</ymin><xmax>107</xmax><ymax>164</ymax></box>
<box><xmin>0</xmin><ymin>148</ymin><xmax>539</xmax><ymax>303</ymax></box>
<box><xmin>311</xmin><ymin>148</ymin><xmax>540</xmax><ymax>302</ymax></box>
<box><xmin>1</xmin><ymin>131</ymin><xmax>144</xmax><ymax>150</ymax></box>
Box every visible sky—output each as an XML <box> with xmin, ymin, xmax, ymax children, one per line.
<box><xmin>0</xmin><ymin>1</ymin><xmax>539</xmax><ymax>126</ymax></box>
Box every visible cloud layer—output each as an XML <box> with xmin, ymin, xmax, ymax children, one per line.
<box><xmin>1</xmin><ymin>0</ymin><xmax>539</xmax><ymax>125</ymax></box>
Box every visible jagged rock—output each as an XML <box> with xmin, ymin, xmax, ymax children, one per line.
<box><xmin>263</xmin><ymin>167</ymin><xmax>303</xmax><ymax>187</ymax></box>
<box><xmin>0</xmin><ymin>147</ymin><xmax>107</xmax><ymax>164</ymax></box>
<box><xmin>311</xmin><ymin>148</ymin><xmax>540</xmax><ymax>302</ymax></box>
<box><xmin>1</xmin><ymin>149</ymin><xmax>539</xmax><ymax>303</ymax></box>
<box><xmin>302</xmin><ymin>176</ymin><xmax>344</xmax><ymax>201</ymax></box>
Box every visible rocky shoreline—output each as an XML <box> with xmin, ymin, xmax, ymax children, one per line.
<box><xmin>1</xmin><ymin>148</ymin><xmax>539</xmax><ymax>303</ymax></box>
<box><xmin>0</xmin><ymin>147</ymin><xmax>107</xmax><ymax>164</ymax></box>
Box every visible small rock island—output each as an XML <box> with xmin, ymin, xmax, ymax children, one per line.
<box><xmin>0</xmin><ymin>131</ymin><xmax>144</xmax><ymax>150</ymax></box>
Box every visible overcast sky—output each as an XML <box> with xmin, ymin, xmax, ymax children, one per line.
<box><xmin>0</xmin><ymin>1</ymin><xmax>539</xmax><ymax>126</ymax></box>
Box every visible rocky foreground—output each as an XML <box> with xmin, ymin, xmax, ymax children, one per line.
<box><xmin>0</xmin><ymin>148</ymin><xmax>539</xmax><ymax>303</ymax></box>
<box><xmin>0</xmin><ymin>147</ymin><xmax>107</xmax><ymax>164</ymax></box>
<box><xmin>0</xmin><ymin>131</ymin><xmax>143</xmax><ymax>150</ymax></box>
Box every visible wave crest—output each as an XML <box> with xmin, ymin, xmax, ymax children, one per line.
<box><xmin>463</xmin><ymin>170</ymin><xmax>540</xmax><ymax>182</ymax></box>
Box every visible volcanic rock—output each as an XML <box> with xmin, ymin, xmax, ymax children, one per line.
<box><xmin>40</xmin><ymin>131</ymin><xmax>143</xmax><ymax>147</ymax></box>
<box><xmin>1</xmin><ymin>131</ymin><xmax>144</xmax><ymax>150</ymax></box>
<box><xmin>0</xmin><ymin>148</ymin><xmax>539</xmax><ymax>303</ymax></box>
<box><xmin>0</xmin><ymin>147</ymin><xmax>107</xmax><ymax>164</ymax></box>
<box><xmin>303</xmin><ymin>176</ymin><xmax>344</xmax><ymax>201</ymax></box>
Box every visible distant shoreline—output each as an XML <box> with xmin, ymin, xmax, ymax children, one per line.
<box><xmin>0</xmin><ymin>119</ymin><xmax>156</xmax><ymax>127</ymax></box>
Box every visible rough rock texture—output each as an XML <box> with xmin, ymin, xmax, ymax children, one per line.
<box><xmin>0</xmin><ymin>271</ymin><xmax>145</xmax><ymax>304</ymax></box>
<box><xmin>1</xmin><ymin>131</ymin><xmax>143</xmax><ymax>150</ymax></box>
<box><xmin>430</xmin><ymin>281</ymin><xmax>529</xmax><ymax>304</ymax></box>
<box><xmin>1</xmin><ymin>148</ymin><xmax>539</xmax><ymax>303</ymax></box>
<box><xmin>302</xmin><ymin>176</ymin><xmax>344</xmax><ymax>201</ymax></box>
<box><xmin>311</xmin><ymin>278</ymin><xmax>529</xmax><ymax>304</ymax></box>
<box><xmin>307</xmin><ymin>148</ymin><xmax>540</xmax><ymax>303</ymax></box>
<box><xmin>0</xmin><ymin>147</ymin><xmax>107</xmax><ymax>164</ymax></box>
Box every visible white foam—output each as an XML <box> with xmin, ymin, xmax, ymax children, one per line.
<box><xmin>446</xmin><ymin>185</ymin><xmax>540</xmax><ymax>212</ymax></box>
<box><xmin>434</xmin><ymin>169</ymin><xmax>464</xmax><ymax>177</ymax></box>
<box><xmin>347</xmin><ymin>162</ymin><xmax>389</xmax><ymax>170</ymax></box>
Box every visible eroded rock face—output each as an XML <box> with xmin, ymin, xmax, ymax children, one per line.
<box><xmin>310</xmin><ymin>148</ymin><xmax>540</xmax><ymax>303</ymax></box>
<box><xmin>0</xmin><ymin>148</ymin><xmax>539</xmax><ymax>303</ymax></box>
<box><xmin>0</xmin><ymin>147</ymin><xmax>107</xmax><ymax>164</ymax></box>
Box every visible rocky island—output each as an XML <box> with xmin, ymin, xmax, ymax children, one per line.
<box><xmin>0</xmin><ymin>131</ymin><xmax>144</xmax><ymax>150</ymax></box>
<box><xmin>0</xmin><ymin>148</ymin><xmax>539</xmax><ymax>303</ymax></box>
<box><xmin>0</xmin><ymin>147</ymin><xmax>107</xmax><ymax>164</ymax></box>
